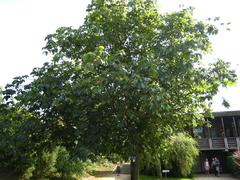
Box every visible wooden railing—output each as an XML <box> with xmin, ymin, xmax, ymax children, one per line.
<box><xmin>227</xmin><ymin>137</ymin><xmax>238</xmax><ymax>149</ymax></box>
<box><xmin>197</xmin><ymin>137</ymin><xmax>240</xmax><ymax>150</ymax></box>
<box><xmin>197</xmin><ymin>138</ymin><xmax>209</xmax><ymax>149</ymax></box>
<box><xmin>212</xmin><ymin>138</ymin><xmax>225</xmax><ymax>149</ymax></box>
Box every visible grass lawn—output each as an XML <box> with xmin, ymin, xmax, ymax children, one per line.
<box><xmin>140</xmin><ymin>175</ymin><xmax>193</xmax><ymax>180</ymax></box>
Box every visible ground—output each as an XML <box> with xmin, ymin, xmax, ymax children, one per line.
<box><xmin>83</xmin><ymin>163</ymin><xmax>130</xmax><ymax>180</ymax></box>
<box><xmin>1</xmin><ymin>164</ymin><xmax>238</xmax><ymax>180</ymax></box>
<box><xmin>194</xmin><ymin>174</ymin><xmax>239</xmax><ymax>180</ymax></box>
<box><xmin>84</xmin><ymin>174</ymin><xmax>239</xmax><ymax>180</ymax></box>
<box><xmin>83</xmin><ymin>174</ymin><xmax>130</xmax><ymax>180</ymax></box>
<box><xmin>83</xmin><ymin>163</ymin><xmax>239</xmax><ymax>180</ymax></box>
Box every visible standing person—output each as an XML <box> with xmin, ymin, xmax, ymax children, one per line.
<box><xmin>204</xmin><ymin>158</ymin><xmax>210</xmax><ymax>175</ymax></box>
<box><xmin>211</xmin><ymin>158</ymin><xmax>216</xmax><ymax>175</ymax></box>
<box><xmin>116</xmin><ymin>163</ymin><xmax>121</xmax><ymax>176</ymax></box>
<box><xmin>215</xmin><ymin>157</ymin><xmax>220</xmax><ymax>177</ymax></box>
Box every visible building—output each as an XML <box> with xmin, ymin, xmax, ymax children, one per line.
<box><xmin>196</xmin><ymin>110</ymin><xmax>240</xmax><ymax>173</ymax></box>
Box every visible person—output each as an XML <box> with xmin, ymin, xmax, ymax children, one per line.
<box><xmin>116</xmin><ymin>164</ymin><xmax>121</xmax><ymax>176</ymax></box>
<box><xmin>211</xmin><ymin>158</ymin><xmax>216</xmax><ymax>175</ymax></box>
<box><xmin>204</xmin><ymin>158</ymin><xmax>210</xmax><ymax>175</ymax></box>
<box><xmin>215</xmin><ymin>157</ymin><xmax>220</xmax><ymax>177</ymax></box>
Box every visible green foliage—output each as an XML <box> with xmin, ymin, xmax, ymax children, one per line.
<box><xmin>21</xmin><ymin>165</ymin><xmax>35</xmax><ymax>180</ymax></box>
<box><xmin>0</xmin><ymin>87</ymin><xmax>3</xmax><ymax>103</ymax></box>
<box><xmin>55</xmin><ymin>146</ymin><xmax>72</xmax><ymax>178</ymax></box>
<box><xmin>222</xmin><ymin>98</ymin><xmax>230</xmax><ymax>108</ymax></box>
<box><xmin>141</xmin><ymin>133</ymin><xmax>198</xmax><ymax>177</ymax></box>
<box><xmin>55</xmin><ymin>146</ymin><xmax>85</xmax><ymax>179</ymax></box>
<box><xmin>0</xmin><ymin>105</ymin><xmax>44</xmax><ymax>174</ymax></box>
<box><xmin>226</xmin><ymin>155</ymin><xmax>240</xmax><ymax>176</ymax></box>
<box><xmin>33</xmin><ymin>148</ymin><xmax>58</xmax><ymax>178</ymax></box>
<box><xmin>165</xmin><ymin>133</ymin><xmax>199</xmax><ymax>177</ymax></box>
<box><xmin>0</xmin><ymin>0</ymin><xmax>237</xmax><ymax>179</ymax></box>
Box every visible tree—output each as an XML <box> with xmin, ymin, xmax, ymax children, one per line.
<box><xmin>4</xmin><ymin>0</ymin><xmax>236</xmax><ymax>179</ymax></box>
<box><xmin>167</xmin><ymin>133</ymin><xmax>199</xmax><ymax>177</ymax></box>
<box><xmin>0</xmin><ymin>103</ymin><xmax>41</xmax><ymax>174</ymax></box>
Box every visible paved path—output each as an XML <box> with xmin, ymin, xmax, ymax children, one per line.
<box><xmin>194</xmin><ymin>174</ymin><xmax>239</xmax><ymax>180</ymax></box>
<box><xmin>83</xmin><ymin>163</ymin><xmax>130</xmax><ymax>180</ymax></box>
<box><xmin>84</xmin><ymin>164</ymin><xmax>239</xmax><ymax>180</ymax></box>
<box><xmin>85</xmin><ymin>174</ymin><xmax>238</xmax><ymax>180</ymax></box>
<box><xmin>83</xmin><ymin>174</ymin><xmax>130</xmax><ymax>180</ymax></box>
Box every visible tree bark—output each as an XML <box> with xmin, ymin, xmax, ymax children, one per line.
<box><xmin>159</xmin><ymin>161</ymin><xmax>162</xmax><ymax>179</ymax></box>
<box><xmin>131</xmin><ymin>155</ymin><xmax>139</xmax><ymax>180</ymax></box>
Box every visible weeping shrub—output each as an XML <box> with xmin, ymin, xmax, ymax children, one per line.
<box><xmin>167</xmin><ymin>133</ymin><xmax>199</xmax><ymax>177</ymax></box>
<box><xmin>140</xmin><ymin>133</ymin><xmax>199</xmax><ymax>177</ymax></box>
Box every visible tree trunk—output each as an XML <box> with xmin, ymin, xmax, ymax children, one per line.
<box><xmin>131</xmin><ymin>155</ymin><xmax>139</xmax><ymax>180</ymax></box>
<box><xmin>158</xmin><ymin>161</ymin><xmax>162</xmax><ymax>179</ymax></box>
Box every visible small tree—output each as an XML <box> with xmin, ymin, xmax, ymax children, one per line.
<box><xmin>167</xmin><ymin>133</ymin><xmax>199</xmax><ymax>177</ymax></box>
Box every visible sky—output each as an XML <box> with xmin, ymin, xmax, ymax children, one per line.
<box><xmin>0</xmin><ymin>0</ymin><xmax>239</xmax><ymax>111</ymax></box>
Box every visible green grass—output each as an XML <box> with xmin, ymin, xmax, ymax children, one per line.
<box><xmin>140</xmin><ymin>175</ymin><xmax>193</xmax><ymax>180</ymax></box>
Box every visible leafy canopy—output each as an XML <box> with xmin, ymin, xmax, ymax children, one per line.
<box><xmin>3</xmin><ymin>0</ymin><xmax>237</xmax><ymax>166</ymax></box>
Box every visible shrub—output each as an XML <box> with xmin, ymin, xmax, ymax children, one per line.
<box><xmin>55</xmin><ymin>146</ymin><xmax>85</xmax><ymax>179</ymax></box>
<box><xmin>168</xmin><ymin>133</ymin><xmax>199</xmax><ymax>177</ymax></box>
<box><xmin>21</xmin><ymin>165</ymin><xmax>35</xmax><ymax>180</ymax></box>
<box><xmin>55</xmin><ymin>146</ymin><xmax>72</xmax><ymax>178</ymax></box>
<box><xmin>33</xmin><ymin>148</ymin><xmax>58</xmax><ymax>178</ymax></box>
<box><xmin>229</xmin><ymin>150</ymin><xmax>240</xmax><ymax>178</ymax></box>
<box><xmin>226</xmin><ymin>156</ymin><xmax>239</xmax><ymax>175</ymax></box>
<box><xmin>140</xmin><ymin>133</ymin><xmax>199</xmax><ymax>178</ymax></box>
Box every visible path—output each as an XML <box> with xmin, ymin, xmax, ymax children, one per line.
<box><xmin>84</xmin><ymin>165</ymin><xmax>239</xmax><ymax>180</ymax></box>
<box><xmin>83</xmin><ymin>174</ymin><xmax>130</xmax><ymax>180</ymax></box>
<box><xmin>194</xmin><ymin>174</ymin><xmax>239</xmax><ymax>180</ymax></box>
<box><xmin>83</xmin><ymin>163</ymin><xmax>130</xmax><ymax>180</ymax></box>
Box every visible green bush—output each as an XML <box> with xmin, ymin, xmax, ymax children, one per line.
<box><xmin>227</xmin><ymin>155</ymin><xmax>240</xmax><ymax>176</ymax></box>
<box><xmin>140</xmin><ymin>133</ymin><xmax>198</xmax><ymax>178</ymax></box>
<box><xmin>55</xmin><ymin>146</ymin><xmax>85</xmax><ymax>179</ymax></box>
<box><xmin>55</xmin><ymin>146</ymin><xmax>72</xmax><ymax>178</ymax></box>
<box><xmin>167</xmin><ymin>133</ymin><xmax>199</xmax><ymax>177</ymax></box>
<box><xmin>33</xmin><ymin>148</ymin><xmax>58</xmax><ymax>178</ymax></box>
<box><xmin>21</xmin><ymin>165</ymin><xmax>35</xmax><ymax>180</ymax></box>
<box><xmin>0</xmin><ymin>143</ymin><xmax>100</xmax><ymax>179</ymax></box>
